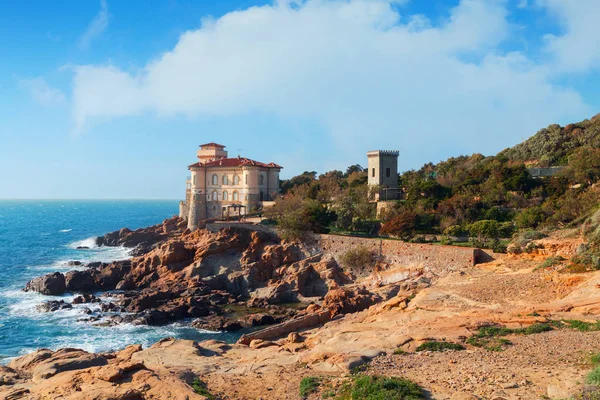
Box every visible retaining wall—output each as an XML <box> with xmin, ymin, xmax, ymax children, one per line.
<box><xmin>316</xmin><ymin>235</ymin><xmax>481</xmax><ymax>269</ymax></box>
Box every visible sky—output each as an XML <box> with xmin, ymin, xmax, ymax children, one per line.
<box><xmin>1</xmin><ymin>0</ymin><xmax>600</xmax><ymax>199</ymax></box>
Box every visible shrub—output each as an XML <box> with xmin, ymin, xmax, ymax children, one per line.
<box><xmin>591</xmin><ymin>353</ymin><xmax>600</xmax><ymax>365</ymax></box>
<box><xmin>536</xmin><ymin>256</ymin><xmax>566</xmax><ymax>270</ymax></box>
<box><xmin>468</xmin><ymin>220</ymin><xmax>499</xmax><ymax>247</ymax></box>
<box><xmin>393</xmin><ymin>348</ymin><xmax>407</xmax><ymax>355</ymax></box>
<box><xmin>515</xmin><ymin>207</ymin><xmax>547</xmax><ymax>229</ymax></box>
<box><xmin>522</xmin><ymin>323</ymin><xmax>553</xmax><ymax>335</ymax></box>
<box><xmin>340</xmin><ymin>246</ymin><xmax>375</xmax><ymax>270</ymax></box>
<box><xmin>415</xmin><ymin>341</ymin><xmax>465</xmax><ymax>352</ymax></box>
<box><xmin>380</xmin><ymin>210</ymin><xmax>417</xmax><ymax>240</ymax></box>
<box><xmin>587</xmin><ymin>367</ymin><xmax>600</xmax><ymax>385</ymax></box>
<box><xmin>341</xmin><ymin>375</ymin><xmax>424</xmax><ymax>400</ymax></box>
<box><xmin>191</xmin><ymin>378</ymin><xmax>214</xmax><ymax>399</ymax></box>
<box><xmin>563</xmin><ymin>320</ymin><xmax>600</xmax><ymax>332</ymax></box>
<box><xmin>299</xmin><ymin>376</ymin><xmax>321</xmax><ymax>398</ymax></box>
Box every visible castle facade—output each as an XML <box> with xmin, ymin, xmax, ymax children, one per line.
<box><xmin>179</xmin><ymin>143</ymin><xmax>282</xmax><ymax>230</ymax></box>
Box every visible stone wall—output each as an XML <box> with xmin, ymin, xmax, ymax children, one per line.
<box><xmin>316</xmin><ymin>235</ymin><xmax>482</xmax><ymax>269</ymax></box>
<box><xmin>204</xmin><ymin>222</ymin><xmax>277</xmax><ymax>234</ymax></box>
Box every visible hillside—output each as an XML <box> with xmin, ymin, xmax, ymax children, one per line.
<box><xmin>500</xmin><ymin>113</ymin><xmax>600</xmax><ymax>167</ymax></box>
<box><xmin>273</xmin><ymin>112</ymin><xmax>600</xmax><ymax>263</ymax></box>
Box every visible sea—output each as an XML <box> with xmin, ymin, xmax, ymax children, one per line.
<box><xmin>0</xmin><ymin>200</ymin><xmax>237</xmax><ymax>364</ymax></box>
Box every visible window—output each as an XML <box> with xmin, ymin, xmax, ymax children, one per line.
<box><xmin>212</xmin><ymin>190</ymin><xmax>218</xmax><ymax>201</ymax></box>
<box><xmin>222</xmin><ymin>175</ymin><xmax>228</xmax><ymax>185</ymax></box>
<box><xmin>233</xmin><ymin>191</ymin><xmax>239</xmax><ymax>201</ymax></box>
<box><xmin>233</xmin><ymin>175</ymin><xmax>240</xmax><ymax>185</ymax></box>
<box><xmin>372</xmin><ymin>168</ymin><xmax>375</xmax><ymax>177</ymax></box>
<box><xmin>193</xmin><ymin>174</ymin><xmax>196</xmax><ymax>185</ymax></box>
<box><xmin>245</xmin><ymin>174</ymin><xmax>248</xmax><ymax>184</ymax></box>
<box><xmin>259</xmin><ymin>174</ymin><xmax>264</xmax><ymax>185</ymax></box>
<box><xmin>223</xmin><ymin>191</ymin><xmax>228</xmax><ymax>201</ymax></box>
<box><xmin>206</xmin><ymin>194</ymin><xmax>211</xmax><ymax>201</ymax></box>
<box><xmin>212</xmin><ymin>174</ymin><xmax>218</xmax><ymax>185</ymax></box>
<box><xmin>386</xmin><ymin>168</ymin><xmax>390</xmax><ymax>178</ymax></box>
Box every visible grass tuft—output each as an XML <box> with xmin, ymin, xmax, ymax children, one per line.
<box><xmin>587</xmin><ymin>367</ymin><xmax>600</xmax><ymax>385</ymax></box>
<box><xmin>415</xmin><ymin>341</ymin><xmax>465</xmax><ymax>352</ymax></box>
<box><xmin>191</xmin><ymin>378</ymin><xmax>214</xmax><ymax>400</ymax></box>
<box><xmin>336</xmin><ymin>375</ymin><xmax>424</xmax><ymax>400</ymax></box>
<box><xmin>299</xmin><ymin>376</ymin><xmax>321</xmax><ymax>398</ymax></box>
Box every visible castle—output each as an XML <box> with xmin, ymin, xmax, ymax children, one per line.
<box><xmin>179</xmin><ymin>143</ymin><xmax>282</xmax><ymax>230</ymax></box>
<box><xmin>367</xmin><ymin>149</ymin><xmax>400</xmax><ymax>201</ymax></box>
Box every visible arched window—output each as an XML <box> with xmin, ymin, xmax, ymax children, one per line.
<box><xmin>233</xmin><ymin>191</ymin><xmax>239</xmax><ymax>201</ymax></box>
<box><xmin>233</xmin><ymin>175</ymin><xmax>240</xmax><ymax>185</ymax></box>
<box><xmin>259</xmin><ymin>174</ymin><xmax>264</xmax><ymax>185</ymax></box>
<box><xmin>212</xmin><ymin>174</ymin><xmax>218</xmax><ymax>185</ymax></box>
<box><xmin>222</xmin><ymin>175</ymin><xmax>228</xmax><ymax>185</ymax></box>
<box><xmin>223</xmin><ymin>191</ymin><xmax>228</xmax><ymax>201</ymax></box>
<box><xmin>206</xmin><ymin>194</ymin><xmax>211</xmax><ymax>202</ymax></box>
<box><xmin>212</xmin><ymin>190</ymin><xmax>218</xmax><ymax>201</ymax></box>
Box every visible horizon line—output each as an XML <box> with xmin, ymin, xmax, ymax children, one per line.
<box><xmin>0</xmin><ymin>198</ymin><xmax>181</xmax><ymax>201</ymax></box>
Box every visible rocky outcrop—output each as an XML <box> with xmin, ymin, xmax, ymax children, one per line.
<box><xmin>24</xmin><ymin>272</ymin><xmax>66</xmax><ymax>296</ymax></box>
<box><xmin>95</xmin><ymin>216</ymin><xmax>187</xmax><ymax>255</ymax></box>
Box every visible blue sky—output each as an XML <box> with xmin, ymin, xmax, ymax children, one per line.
<box><xmin>1</xmin><ymin>0</ymin><xmax>600</xmax><ymax>199</ymax></box>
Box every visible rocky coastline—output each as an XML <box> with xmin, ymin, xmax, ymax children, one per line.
<box><xmin>3</xmin><ymin>219</ymin><xmax>600</xmax><ymax>399</ymax></box>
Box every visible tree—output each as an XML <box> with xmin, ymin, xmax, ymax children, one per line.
<box><xmin>380</xmin><ymin>210</ymin><xmax>417</xmax><ymax>240</ymax></box>
<box><xmin>468</xmin><ymin>220</ymin><xmax>499</xmax><ymax>246</ymax></box>
<box><xmin>345</xmin><ymin>164</ymin><xmax>364</xmax><ymax>176</ymax></box>
<box><xmin>266</xmin><ymin>194</ymin><xmax>336</xmax><ymax>240</ymax></box>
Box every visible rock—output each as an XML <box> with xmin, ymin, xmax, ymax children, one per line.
<box><xmin>8</xmin><ymin>348</ymin><xmax>107</xmax><ymax>382</ymax></box>
<box><xmin>24</xmin><ymin>272</ymin><xmax>66</xmax><ymax>295</ymax></box>
<box><xmin>287</xmin><ymin>332</ymin><xmax>302</xmax><ymax>343</ymax></box>
<box><xmin>65</xmin><ymin>270</ymin><xmax>97</xmax><ymax>293</ymax></box>
<box><xmin>323</xmin><ymin>287</ymin><xmax>382</xmax><ymax>316</ymax></box>
<box><xmin>76</xmin><ymin>246</ymin><xmax>90</xmax><ymax>249</ymax></box>
<box><xmin>0</xmin><ymin>366</ymin><xmax>19</xmax><ymax>386</ymax></box>
<box><xmin>37</xmin><ymin>300</ymin><xmax>72</xmax><ymax>312</ymax></box>
<box><xmin>115</xmin><ymin>344</ymin><xmax>143</xmax><ymax>361</ymax></box>
<box><xmin>249</xmin><ymin>339</ymin><xmax>278</xmax><ymax>349</ymax></box>
<box><xmin>72</xmin><ymin>294</ymin><xmax>100</xmax><ymax>304</ymax></box>
<box><xmin>67</xmin><ymin>261</ymin><xmax>82</xmax><ymax>266</ymax></box>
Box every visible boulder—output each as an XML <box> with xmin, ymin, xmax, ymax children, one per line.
<box><xmin>65</xmin><ymin>270</ymin><xmax>97</xmax><ymax>293</ymax></box>
<box><xmin>37</xmin><ymin>300</ymin><xmax>72</xmax><ymax>313</ymax></box>
<box><xmin>24</xmin><ymin>272</ymin><xmax>66</xmax><ymax>295</ymax></box>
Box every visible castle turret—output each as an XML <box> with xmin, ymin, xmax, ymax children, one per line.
<box><xmin>367</xmin><ymin>150</ymin><xmax>399</xmax><ymax>201</ymax></box>
<box><xmin>197</xmin><ymin>143</ymin><xmax>227</xmax><ymax>162</ymax></box>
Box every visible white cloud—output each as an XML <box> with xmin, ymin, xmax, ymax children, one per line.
<box><xmin>537</xmin><ymin>0</ymin><xmax>600</xmax><ymax>73</ymax></box>
<box><xmin>69</xmin><ymin>0</ymin><xmax>590</xmax><ymax>169</ymax></box>
<box><xmin>21</xmin><ymin>77</ymin><xmax>66</xmax><ymax>106</ymax></box>
<box><xmin>78</xmin><ymin>0</ymin><xmax>109</xmax><ymax>49</ymax></box>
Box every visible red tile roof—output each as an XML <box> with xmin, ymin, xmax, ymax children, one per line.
<box><xmin>188</xmin><ymin>157</ymin><xmax>282</xmax><ymax>169</ymax></box>
<box><xmin>199</xmin><ymin>142</ymin><xmax>226</xmax><ymax>148</ymax></box>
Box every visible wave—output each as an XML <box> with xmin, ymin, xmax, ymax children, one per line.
<box><xmin>68</xmin><ymin>237</ymin><xmax>100</xmax><ymax>249</ymax></box>
<box><xmin>59</xmin><ymin>229</ymin><xmax>72</xmax><ymax>233</ymax></box>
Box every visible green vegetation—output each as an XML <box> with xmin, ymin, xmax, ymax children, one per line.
<box><xmin>393</xmin><ymin>348</ymin><xmax>407</xmax><ymax>355</ymax></box>
<box><xmin>269</xmin><ymin>113</ymin><xmax>600</xmax><ymax>264</ymax></box>
<box><xmin>340</xmin><ymin>246</ymin><xmax>375</xmax><ymax>270</ymax></box>
<box><xmin>466</xmin><ymin>323</ymin><xmax>553</xmax><ymax>351</ymax></box>
<box><xmin>587</xmin><ymin>367</ymin><xmax>600</xmax><ymax>385</ymax></box>
<box><xmin>562</xmin><ymin>319</ymin><xmax>600</xmax><ymax>332</ymax></box>
<box><xmin>591</xmin><ymin>352</ymin><xmax>600</xmax><ymax>365</ymax></box>
<box><xmin>536</xmin><ymin>256</ymin><xmax>566</xmax><ymax>270</ymax></box>
<box><xmin>415</xmin><ymin>341</ymin><xmax>465</xmax><ymax>352</ymax></box>
<box><xmin>335</xmin><ymin>375</ymin><xmax>424</xmax><ymax>400</ymax></box>
<box><xmin>191</xmin><ymin>378</ymin><xmax>214</xmax><ymax>400</ymax></box>
<box><xmin>299</xmin><ymin>376</ymin><xmax>321</xmax><ymax>398</ymax></box>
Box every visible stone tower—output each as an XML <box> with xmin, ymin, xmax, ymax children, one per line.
<box><xmin>367</xmin><ymin>150</ymin><xmax>399</xmax><ymax>201</ymax></box>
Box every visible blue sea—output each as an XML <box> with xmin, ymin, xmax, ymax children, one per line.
<box><xmin>0</xmin><ymin>200</ymin><xmax>235</xmax><ymax>364</ymax></box>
